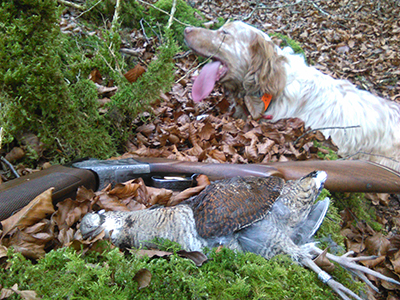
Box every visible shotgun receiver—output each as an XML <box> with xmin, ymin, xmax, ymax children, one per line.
<box><xmin>1</xmin><ymin>157</ymin><xmax>400</xmax><ymax>221</ymax></box>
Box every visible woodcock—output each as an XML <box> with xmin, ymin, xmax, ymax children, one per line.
<box><xmin>80</xmin><ymin>171</ymin><xmax>400</xmax><ymax>300</ymax></box>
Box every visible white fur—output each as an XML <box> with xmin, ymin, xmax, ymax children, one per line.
<box><xmin>270</xmin><ymin>48</ymin><xmax>400</xmax><ymax>170</ymax></box>
<box><xmin>187</xmin><ymin>21</ymin><xmax>400</xmax><ymax>171</ymax></box>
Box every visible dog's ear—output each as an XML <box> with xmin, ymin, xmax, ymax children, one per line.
<box><xmin>244</xmin><ymin>34</ymin><xmax>287</xmax><ymax>98</ymax></box>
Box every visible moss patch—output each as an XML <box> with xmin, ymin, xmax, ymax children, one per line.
<box><xmin>271</xmin><ymin>32</ymin><xmax>305</xmax><ymax>56</ymax></box>
<box><xmin>0</xmin><ymin>242</ymin><xmax>362</xmax><ymax>300</ymax></box>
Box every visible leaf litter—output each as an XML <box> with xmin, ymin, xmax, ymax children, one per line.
<box><xmin>1</xmin><ymin>0</ymin><xmax>400</xmax><ymax>298</ymax></box>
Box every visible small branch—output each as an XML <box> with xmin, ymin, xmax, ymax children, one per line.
<box><xmin>167</xmin><ymin>0</ymin><xmax>177</xmax><ymax>29</ymax></box>
<box><xmin>57</xmin><ymin>0</ymin><xmax>85</xmax><ymax>10</ymax></box>
<box><xmin>242</xmin><ymin>0</ymin><xmax>260</xmax><ymax>21</ymax></box>
<box><xmin>293</xmin><ymin>125</ymin><xmax>361</xmax><ymax>145</ymax></box>
<box><xmin>120</xmin><ymin>48</ymin><xmax>141</xmax><ymax>57</ymax></box>
<box><xmin>137</xmin><ymin>0</ymin><xmax>191</xmax><ymax>27</ymax></box>
<box><xmin>342</xmin><ymin>151</ymin><xmax>400</xmax><ymax>164</ymax></box>
<box><xmin>308</xmin><ymin>0</ymin><xmax>330</xmax><ymax>16</ymax></box>
<box><xmin>0</xmin><ymin>127</ymin><xmax>3</xmax><ymax>150</ymax></box>
<box><xmin>76</xmin><ymin>0</ymin><xmax>102</xmax><ymax>19</ymax></box>
<box><xmin>247</xmin><ymin>0</ymin><xmax>304</xmax><ymax>13</ymax></box>
<box><xmin>1</xmin><ymin>156</ymin><xmax>20</xmax><ymax>178</ymax></box>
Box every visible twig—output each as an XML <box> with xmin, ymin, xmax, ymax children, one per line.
<box><xmin>137</xmin><ymin>0</ymin><xmax>191</xmax><ymax>27</ymax></box>
<box><xmin>308</xmin><ymin>0</ymin><xmax>330</xmax><ymax>16</ymax></box>
<box><xmin>247</xmin><ymin>0</ymin><xmax>304</xmax><ymax>13</ymax></box>
<box><xmin>57</xmin><ymin>0</ymin><xmax>85</xmax><ymax>10</ymax></box>
<box><xmin>76</xmin><ymin>0</ymin><xmax>102</xmax><ymax>19</ymax></box>
<box><xmin>1</xmin><ymin>156</ymin><xmax>20</xmax><ymax>178</ymax></box>
<box><xmin>242</xmin><ymin>0</ymin><xmax>260</xmax><ymax>21</ymax></box>
<box><xmin>0</xmin><ymin>127</ymin><xmax>3</xmax><ymax>150</ymax></box>
<box><xmin>293</xmin><ymin>125</ymin><xmax>361</xmax><ymax>145</ymax></box>
<box><xmin>120</xmin><ymin>48</ymin><xmax>141</xmax><ymax>57</ymax></box>
<box><xmin>341</xmin><ymin>151</ymin><xmax>400</xmax><ymax>164</ymax></box>
<box><xmin>140</xmin><ymin>19</ymin><xmax>150</xmax><ymax>41</ymax></box>
<box><xmin>167</xmin><ymin>0</ymin><xmax>177</xmax><ymax>29</ymax></box>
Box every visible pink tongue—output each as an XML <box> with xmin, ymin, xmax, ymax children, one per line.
<box><xmin>192</xmin><ymin>61</ymin><xmax>221</xmax><ymax>102</ymax></box>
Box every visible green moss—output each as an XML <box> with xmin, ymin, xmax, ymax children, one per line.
<box><xmin>0</xmin><ymin>0</ymin><xmax>184</xmax><ymax>164</ymax></box>
<box><xmin>315</xmin><ymin>189</ymin><xmax>345</xmax><ymax>250</ymax></box>
<box><xmin>1</xmin><ymin>243</ymin><xmax>361</xmax><ymax>300</ymax></box>
<box><xmin>271</xmin><ymin>33</ymin><xmax>305</xmax><ymax>56</ymax></box>
<box><xmin>80</xmin><ymin>0</ymin><xmax>145</xmax><ymax>28</ymax></box>
<box><xmin>108</xmin><ymin>29</ymin><xmax>178</xmax><ymax>141</ymax></box>
<box><xmin>149</xmin><ymin>0</ymin><xmax>206</xmax><ymax>47</ymax></box>
<box><xmin>313</xmin><ymin>141</ymin><xmax>340</xmax><ymax>161</ymax></box>
<box><xmin>0</xmin><ymin>0</ymin><xmax>119</xmax><ymax>162</ymax></box>
<box><xmin>332</xmin><ymin>192</ymin><xmax>383</xmax><ymax>232</ymax></box>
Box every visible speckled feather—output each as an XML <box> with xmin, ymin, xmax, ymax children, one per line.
<box><xmin>186</xmin><ymin>176</ymin><xmax>284</xmax><ymax>238</ymax></box>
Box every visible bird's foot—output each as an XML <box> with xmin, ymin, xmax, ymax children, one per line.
<box><xmin>305</xmin><ymin>245</ymin><xmax>400</xmax><ymax>299</ymax></box>
<box><xmin>302</xmin><ymin>257</ymin><xmax>364</xmax><ymax>300</ymax></box>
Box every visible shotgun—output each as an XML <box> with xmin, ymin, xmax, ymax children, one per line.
<box><xmin>1</xmin><ymin>157</ymin><xmax>400</xmax><ymax>221</ymax></box>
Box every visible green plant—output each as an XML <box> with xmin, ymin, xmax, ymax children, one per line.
<box><xmin>108</xmin><ymin>29</ymin><xmax>178</xmax><ymax>141</ymax></box>
<box><xmin>149</xmin><ymin>0</ymin><xmax>206</xmax><ymax>46</ymax></box>
<box><xmin>0</xmin><ymin>0</ymin><xmax>118</xmax><ymax>162</ymax></box>
<box><xmin>271</xmin><ymin>32</ymin><xmax>305</xmax><ymax>56</ymax></box>
<box><xmin>82</xmin><ymin>0</ymin><xmax>145</xmax><ymax>28</ymax></box>
<box><xmin>1</xmin><ymin>240</ymin><xmax>362</xmax><ymax>300</ymax></box>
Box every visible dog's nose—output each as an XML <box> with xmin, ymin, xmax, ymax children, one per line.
<box><xmin>184</xmin><ymin>27</ymin><xmax>193</xmax><ymax>35</ymax></box>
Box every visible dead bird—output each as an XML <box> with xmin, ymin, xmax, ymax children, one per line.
<box><xmin>81</xmin><ymin>171</ymin><xmax>399</xmax><ymax>299</ymax></box>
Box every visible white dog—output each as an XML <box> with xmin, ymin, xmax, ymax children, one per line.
<box><xmin>184</xmin><ymin>21</ymin><xmax>400</xmax><ymax>171</ymax></box>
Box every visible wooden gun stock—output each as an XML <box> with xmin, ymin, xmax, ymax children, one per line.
<box><xmin>134</xmin><ymin>157</ymin><xmax>400</xmax><ymax>193</ymax></box>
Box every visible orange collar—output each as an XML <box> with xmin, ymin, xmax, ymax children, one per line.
<box><xmin>261</xmin><ymin>93</ymin><xmax>272</xmax><ymax>112</ymax></box>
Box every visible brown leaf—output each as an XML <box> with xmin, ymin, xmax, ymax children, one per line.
<box><xmin>6</xmin><ymin>229</ymin><xmax>46</xmax><ymax>259</ymax></box>
<box><xmin>196</xmin><ymin>175</ymin><xmax>211</xmax><ymax>187</ymax></box>
<box><xmin>108</xmin><ymin>181</ymin><xmax>140</xmax><ymax>199</ymax></box>
<box><xmin>124</xmin><ymin>64</ymin><xmax>146</xmax><ymax>83</ymax></box>
<box><xmin>76</xmin><ymin>186</ymin><xmax>96</xmax><ymax>202</ymax></box>
<box><xmin>364</xmin><ymin>232</ymin><xmax>390</xmax><ymax>256</ymax></box>
<box><xmin>146</xmin><ymin>186</ymin><xmax>173</xmax><ymax>206</ymax></box>
<box><xmin>133</xmin><ymin>268</ymin><xmax>152</xmax><ymax>290</ymax></box>
<box><xmin>58</xmin><ymin>228</ymin><xmax>75</xmax><ymax>247</ymax></box>
<box><xmin>0</xmin><ymin>245</ymin><xmax>7</xmax><ymax>259</ymax></box>
<box><xmin>53</xmin><ymin>198</ymin><xmax>91</xmax><ymax>230</ymax></box>
<box><xmin>313</xmin><ymin>248</ymin><xmax>335</xmax><ymax>272</ymax></box>
<box><xmin>167</xmin><ymin>175</ymin><xmax>210</xmax><ymax>206</ymax></box>
<box><xmin>1</xmin><ymin>188</ymin><xmax>55</xmax><ymax>237</ymax></box>
<box><xmin>177</xmin><ymin>250</ymin><xmax>208</xmax><ymax>267</ymax></box>
<box><xmin>95</xmin><ymin>193</ymin><xmax>130</xmax><ymax>212</ymax></box>
<box><xmin>89</xmin><ymin>68</ymin><xmax>103</xmax><ymax>84</ymax></box>
<box><xmin>359</xmin><ymin>255</ymin><xmax>385</xmax><ymax>268</ymax></box>
<box><xmin>4</xmin><ymin>147</ymin><xmax>25</xmax><ymax>162</ymax></box>
<box><xmin>1</xmin><ymin>284</ymin><xmax>40</xmax><ymax>300</ymax></box>
<box><xmin>135</xmin><ymin>249</ymin><xmax>172</xmax><ymax>259</ymax></box>
<box><xmin>198</xmin><ymin>122</ymin><xmax>215</xmax><ymax>141</ymax></box>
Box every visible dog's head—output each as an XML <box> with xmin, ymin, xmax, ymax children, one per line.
<box><xmin>184</xmin><ymin>21</ymin><xmax>286</xmax><ymax>119</ymax></box>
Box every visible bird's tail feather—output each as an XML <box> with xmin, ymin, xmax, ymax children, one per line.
<box><xmin>290</xmin><ymin>197</ymin><xmax>330</xmax><ymax>245</ymax></box>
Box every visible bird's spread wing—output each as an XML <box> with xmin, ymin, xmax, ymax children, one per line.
<box><xmin>189</xmin><ymin>176</ymin><xmax>284</xmax><ymax>238</ymax></box>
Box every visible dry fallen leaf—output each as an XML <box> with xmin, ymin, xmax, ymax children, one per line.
<box><xmin>177</xmin><ymin>250</ymin><xmax>208</xmax><ymax>267</ymax></box>
<box><xmin>133</xmin><ymin>268</ymin><xmax>152</xmax><ymax>290</ymax></box>
<box><xmin>124</xmin><ymin>64</ymin><xmax>146</xmax><ymax>83</ymax></box>
<box><xmin>313</xmin><ymin>248</ymin><xmax>335</xmax><ymax>273</ymax></box>
<box><xmin>1</xmin><ymin>188</ymin><xmax>55</xmax><ymax>238</ymax></box>
<box><xmin>0</xmin><ymin>283</ymin><xmax>40</xmax><ymax>300</ymax></box>
<box><xmin>0</xmin><ymin>245</ymin><xmax>7</xmax><ymax>260</ymax></box>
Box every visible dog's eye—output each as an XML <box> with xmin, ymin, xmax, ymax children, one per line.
<box><xmin>221</xmin><ymin>29</ymin><xmax>229</xmax><ymax>35</ymax></box>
